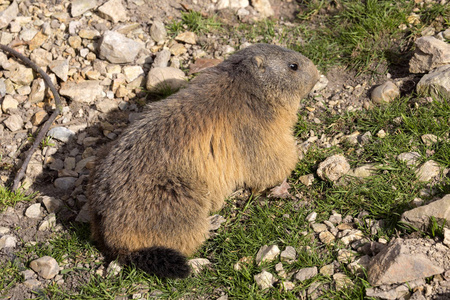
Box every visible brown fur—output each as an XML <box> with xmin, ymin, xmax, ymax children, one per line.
<box><xmin>87</xmin><ymin>44</ymin><xmax>319</xmax><ymax>277</ymax></box>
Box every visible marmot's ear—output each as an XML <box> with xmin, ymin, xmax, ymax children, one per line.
<box><xmin>252</xmin><ymin>55</ymin><xmax>265</xmax><ymax>69</ymax></box>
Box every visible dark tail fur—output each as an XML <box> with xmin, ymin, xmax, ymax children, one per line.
<box><xmin>125</xmin><ymin>246</ymin><xmax>191</xmax><ymax>279</ymax></box>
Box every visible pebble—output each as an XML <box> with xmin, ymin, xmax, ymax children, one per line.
<box><xmin>371</xmin><ymin>81</ymin><xmax>400</xmax><ymax>104</ymax></box>
<box><xmin>71</xmin><ymin>0</ymin><xmax>98</xmax><ymax>17</ymax></box>
<box><xmin>53</xmin><ymin>177</ymin><xmax>78</xmax><ymax>190</ymax></box>
<box><xmin>99</xmin><ymin>31</ymin><xmax>143</xmax><ymax>64</ymax></box>
<box><xmin>280</xmin><ymin>246</ymin><xmax>297</xmax><ymax>262</ymax></box>
<box><xmin>60</xmin><ymin>80</ymin><xmax>104</xmax><ymax>103</ymax></box>
<box><xmin>0</xmin><ymin>234</ymin><xmax>17</xmax><ymax>248</ymax></box>
<box><xmin>153</xmin><ymin>49</ymin><xmax>171</xmax><ymax>68</ymax></box>
<box><xmin>317</xmin><ymin>154</ymin><xmax>350</xmax><ymax>181</ymax></box>
<box><xmin>295</xmin><ymin>266</ymin><xmax>318</xmax><ymax>281</ymax></box>
<box><xmin>47</xmin><ymin>127</ymin><xmax>75</xmax><ymax>143</ymax></box>
<box><xmin>397</xmin><ymin>151</ymin><xmax>421</xmax><ymax>166</ymax></box>
<box><xmin>305</xmin><ymin>211</ymin><xmax>317</xmax><ymax>223</ymax></box>
<box><xmin>256</xmin><ymin>244</ymin><xmax>280</xmax><ymax>265</ymax></box>
<box><xmin>1</xmin><ymin>95</ymin><xmax>19</xmax><ymax>112</ymax></box>
<box><xmin>146</xmin><ymin>67</ymin><xmax>187</xmax><ymax>91</ymax></box>
<box><xmin>106</xmin><ymin>261</ymin><xmax>122</xmax><ymax>276</ymax></box>
<box><xmin>415</xmin><ymin>160</ymin><xmax>441</xmax><ymax>182</ymax></box>
<box><xmin>416</xmin><ymin>65</ymin><xmax>450</xmax><ymax>100</ymax></box>
<box><xmin>49</xmin><ymin>59</ymin><xmax>69</xmax><ymax>82</ymax></box>
<box><xmin>3</xmin><ymin>114</ymin><xmax>23</xmax><ymax>132</ymax></box>
<box><xmin>254</xmin><ymin>270</ymin><xmax>275</xmax><ymax>290</ymax></box>
<box><xmin>150</xmin><ymin>20</ymin><xmax>167</xmax><ymax>43</ymax></box>
<box><xmin>30</xmin><ymin>256</ymin><xmax>60</xmax><ymax>279</ymax></box>
<box><xmin>98</xmin><ymin>0</ymin><xmax>128</xmax><ymax>23</ymax></box>
<box><xmin>188</xmin><ymin>258</ymin><xmax>211</xmax><ymax>274</ymax></box>
<box><xmin>0</xmin><ymin>0</ymin><xmax>18</xmax><ymax>29</ymax></box>
<box><xmin>25</xmin><ymin>203</ymin><xmax>42</xmax><ymax>219</ymax></box>
<box><xmin>175</xmin><ymin>31</ymin><xmax>197</xmax><ymax>44</ymax></box>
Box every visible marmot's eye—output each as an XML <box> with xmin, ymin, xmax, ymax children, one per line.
<box><xmin>289</xmin><ymin>63</ymin><xmax>298</xmax><ymax>71</ymax></box>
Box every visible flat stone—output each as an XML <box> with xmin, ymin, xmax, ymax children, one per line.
<box><xmin>299</xmin><ymin>174</ymin><xmax>314</xmax><ymax>186</ymax></box>
<box><xmin>175</xmin><ymin>31</ymin><xmax>197</xmax><ymax>44</ymax></box>
<box><xmin>31</xmin><ymin>110</ymin><xmax>48</xmax><ymax>126</ymax></box>
<box><xmin>256</xmin><ymin>245</ymin><xmax>280</xmax><ymax>265</ymax></box>
<box><xmin>333</xmin><ymin>273</ymin><xmax>353</xmax><ymax>290</ymax></box>
<box><xmin>0</xmin><ymin>0</ymin><xmax>18</xmax><ymax>29</ymax></box>
<box><xmin>146</xmin><ymin>67</ymin><xmax>186</xmax><ymax>91</ymax></box>
<box><xmin>319</xmin><ymin>263</ymin><xmax>334</xmax><ymax>276</ymax></box>
<box><xmin>153</xmin><ymin>49</ymin><xmax>171</xmax><ymax>68</ymax></box>
<box><xmin>71</xmin><ymin>0</ymin><xmax>97</xmax><ymax>17</ymax></box>
<box><xmin>98</xmin><ymin>0</ymin><xmax>128</xmax><ymax>23</ymax></box>
<box><xmin>23</xmin><ymin>279</ymin><xmax>41</xmax><ymax>289</ymax></box>
<box><xmin>188</xmin><ymin>258</ymin><xmax>211</xmax><ymax>274</ymax></box>
<box><xmin>280</xmin><ymin>246</ymin><xmax>297</xmax><ymax>262</ymax></box>
<box><xmin>49</xmin><ymin>59</ymin><xmax>69</xmax><ymax>82</ymax></box>
<box><xmin>409</xmin><ymin>36</ymin><xmax>450</xmax><ymax>73</ymax></box>
<box><xmin>347</xmin><ymin>164</ymin><xmax>377</xmax><ymax>178</ymax></box>
<box><xmin>75</xmin><ymin>203</ymin><xmax>91</xmax><ymax>223</ymax></box>
<box><xmin>99</xmin><ymin>31</ymin><xmax>143</xmax><ymax>64</ymax></box>
<box><xmin>96</xmin><ymin>98</ymin><xmax>119</xmax><ymax>113</ymax></box>
<box><xmin>341</xmin><ymin>230</ymin><xmax>364</xmax><ymax>245</ymax></box>
<box><xmin>312</xmin><ymin>223</ymin><xmax>327</xmax><ymax>233</ymax></box>
<box><xmin>60</xmin><ymin>80</ymin><xmax>103</xmax><ymax>103</ymax></box>
<box><xmin>150</xmin><ymin>20</ymin><xmax>167</xmax><ymax>42</ymax></box>
<box><xmin>169</xmin><ymin>43</ymin><xmax>187</xmax><ymax>56</ymax></box>
<box><xmin>1</xmin><ymin>94</ymin><xmax>18</xmax><ymax>112</ymax></box>
<box><xmin>208</xmin><ymin>214</ymin><xmax>226</xmax><ymax>231</ymax></box>
<box><xmin>79</xmin><ymin>29</ymin><xmax>100</xmax><ymax>39</ymax></box>
<box><xmin>295</xmin><ymin>266</ymin><xmax>317</xmax><ymax>281</ymax></box>
<box><xmin>319</xmin><ymin>231</ymin><xmax>335</xmax><ymax>244</ymax></box>
<box><xmin>38</xmin><ymin>213</ymin><xmax>56</xmax><ymax>231</ymax></box>
<box><xmin>367</xmin><ymin>240</ymin><xmax>444</xmax><ymax>286</ymax></box>
<box><xmin>317</xmin><ymin>154</ymin><xmax>350</xmax><ymax>181</ymax></box>
<box><xmin>306</xmin><ymin>212</ymin><xmax>317</xmax><ymax>223</ymax></box>
<box><xmin>251</xmin><ymin>0</ymin><xmax>274</xmax><ymax>18</ymax></box>
<box><xmin>41</xmin><ymin>196</ymin><xmax>64</xmax><ymax>213</ymax></box>
<box><xmin>0</xmin><ymin>234</ymin><xmax>17</xmax><ymax>248</ymax></box>
<box><xmin>254</xmin><ymin>270</ymin><xmax>275</xmax><ymax>290</ymax></box>
<box><xmin>397</xmin><ymin>151</ymin><xmax>421</xmax><ymax>166</ymax></box>
<box><xmin>417</xmin><ymin>65</ymin><xmax>450</xmax><ymax>100</ymax></box>
<box><xmin>371</xmin><ymin>81</ymin><xmax>400</xmax><ymax>104</ymax></box>
<box><xmin>30</xmin><ymin>256</ymin><xmax>60</xmax><ymax>279</ymax></box>
<box><xmin>25</xmin><ymin>203</ymin><xmax>42</xmax><ymax>218</ymax></box>
<box><xmin>123</xmin><ymin>66</ymin><xmax>144</xmax><ymax>82</ymax></box>
<box><xmin>443</xmin><ymin>228</ymin><xmax>450</xmax><ymax>247</ymax></box>
<box><xmin>54</xmin><ymin>177</ymin><xmax>77</xmax><ymax>190</ymax></box>
<box><xmin>47</xmin><ymin>127</ymin><xmax>75</xmax><ymax>143</ymax></box>
<box><xmin>3</xmin><ymin>114</ymin><xmax>23</xmax><ymax>132</ymax></box>
<box><xmin>421</xmin><ymin>134</ymin><xmax>438</xmax><ymax>146</ymax></box>
<box><xmin>9</xmin><ymin>64</ymin><xmax>34</xmax><ymax>85</ymax></box>
<box><xmin>415</xmin><ymin>160</ymin><xmax>441</xmax><ymax>182</ymax></box>
<box><xmin>401</xmin><ymin>194</ymin><xmax>450</xmax><ymax>230</ymax></box>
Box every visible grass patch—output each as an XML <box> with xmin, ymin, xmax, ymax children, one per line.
<box><xmin>0</xmin><ymin>185</ymin><xmax>35</xmax><ymax>211</ymax></box>
<box><xmin>168</xmin><ymin>11</ymin><xmax>223</xmax><ymax>36</ymax></box>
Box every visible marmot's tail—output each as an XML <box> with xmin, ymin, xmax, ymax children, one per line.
<box><xmin>125</xmin><ymin>246</ymin><xmax>191</xmax><ymax>279</ymax></box>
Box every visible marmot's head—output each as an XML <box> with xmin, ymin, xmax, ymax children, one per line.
<box><xmin>222</xmin><ymin>44</ymin><xmax>319</xmax><ymax>108</ymax></box>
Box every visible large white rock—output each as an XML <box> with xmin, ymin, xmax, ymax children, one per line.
<box><xmin>98</xmin><ymin>31</ymin><xmax>143</xmax><ymax>64</ymax></box>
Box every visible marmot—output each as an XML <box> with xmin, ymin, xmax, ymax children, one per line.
<box><xmin>87</xmin><ymin>44</ymin><xmax>319</xmax><ymax>279</ymax></box>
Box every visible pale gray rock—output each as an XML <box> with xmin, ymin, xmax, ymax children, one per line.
<box><xmin>443</xmin><ymin>228</ymin><xmax>450</xmax><ymax>248</ymax></box>
<box><xmin>123</xmin><ymin>65</ymin><xmax>144</xmax><ymax>82</ymax></box>
<box><xmin>416</xmin><ymin>64</ymin><xmax>450</xmax><ymax>99</ymax></box>
<box><xmin>75</xmin><ymin>156</ymin><xmax>96</xmax><ymax>172</ymax></box>
<box><xmin>146</xmin><ymin>67</ymin><xmax>186</xmax><ymax>91</ymax></box>
<box><xmin>53</xmin><ymin>177</ymin><xmax>77</xmax><ymax>190</ymax></box>
<box><xmin>19</xmin><ymin>28</ymin><xmax>38</xmax><ymax>42</ymax></box>
<box><xmin>49</xmin><ymin>59</ymin><xmax>69</xmax><ymax>82</ymax></box>
<box><xmin>333</xmin><ymin>273</ymin><xmax>353</xmax><ymax>290</ymax></box>
<box><xmin>217</xmin><ymin>0</ymin><xmax>249</xmax><ymax>9</ymax></box>
<box><xmin>38</xmin><ymin>213</ymin><xmax>56</xmax><ymax>231</ymax></box>
<box><xmin>401</xmin><ymin>194</ymin><xmax>450</xmax><ymax>229</ymax></box>
<box><xmin>96</xmin><ymin>98</ymin><xmax>119</xmax><ymax>113</ymax></box>
<box><xmin>409</xmin><ymin>36</ymin><xmax>450</xmax><ymax>73</ymax></box>
<box><xmin>9</xmin><ymin>64</ymin><xmax>34</xmax><ymax>85</ymax></box>
<box><xmin>41</xmin><ymin>196</ymin><xmax>64</xmax><ymax>213</ymax></box>
<box><xmin>175</xmin><ymin>31</ymin><xmax>197</xmax><ymax>44</ymax></box>
<box><xmin>256</xmin><ymin>245</ymin><xmax>280</xmax><ymax>265</ymax></box>
<box><xmin>98</xmin><ymin>0</ymin><xmax>128</xmax><ymax>23</ymax></box>
<box><xmin>371</xmin><ymin>81</ymin><xmax>400</xmax><ymax>104</ymax></box>
<box><xmin>367</xmin><ymin>240</ymin><xmax>444</xmax><ymax>286</ymax></box>
<box><xmin>23</xmin><ymin>279</ymin><xmax>41</xmax><ymax>289</ymax></box>
<box><xmin>60</xmin><ymin>80</ymin><xmax>103</xmax><ymax>103</ymax></box>
<box><xmin>299</xmin><ymin>174</ymin><xmax>314</xmax><ymax>186</ymax></box>
<box><xmin>295</xmin><ymin>266</ymin><xmax>318</xmax><ymax>281</ymax></box>
<box><xmin>421</xmin><ymin>134</ymin><xmax>438</xmax><ymax>146</ymax></box>
<box><xmin>0</xmin><ymin>0</ymin><xmax>18</xmax><ymax>29</ymax></box>
<box><xmin>3</xmin><ymin>114</ymin><xmax>23</xmax><ymax>131</ymax></box>
<box><xmin>98</xmin><ymin>31</ymin><xmax>143</xmax><ymax>64</ymax></box>
<box><xmin>106</xmin><ymin>261</ymin><xmax>122</xmax><ymax>276</ymax></box>
<box><xmin>29</xmin><ymin>78</ymin><xmax>46</xmax><ymax>103</ymax></box>
<box><xmin>281</xmin><ymin>281</ymin><xmax>295</xmax><ymax>291</ymax></box>
<box><xmin>347</xmin><ymin>255</ymin><xmax>370</xmax><ymax>275</ymax></box>
<box><xmin>153</xmin><ymin>49</ymin><xmax>171</xmax><ymax>68</ymax></box>
<box><xmin>25</xmin><ymin>203</ymin><xmax>42</xmax><ymax>219</ymax></box>
<box><xmin>150</xmin><ymin>20</ymin><xmax>166</xmax><ymax>42</ymax></box>
<box><xmin>319</xmin><ymin>263</ymin><xmax>334</xmax><ymax>276</ymax></box>
<box><xmin>306</xmin><ymin>211</ymin><xmax>317</xmax><ymax>223</ymax></box>
<box><xmin>366</xmin><ymin>285</ymin><xmax>410</xmax><ymax>300</ymax></box>
<box><xmin>280</xmin><ymin>246</ymin><xmax>296</xmax><ymax>262</ymax></box>
<box><xmin>397</xmin><ymin>151</ymin><xmax>421</xmax><ymax>166</ymax></box>
<box><xmin>48</xmin><ymin>127</ymin><xmax>75</xmax><ymax>142</ymax></box>
<box><xmin>319</xmin><ymin>231</ymin><xmax>335</xmax><ymax>244</ymax></box>
<box><xmin>188</xmin><ymin>258</ymin><xmax>211</xmax><ymax>274</ymax></box>
<box><xmin>0</xmin><ymin>227</ymin><xmax>10</xmax><ymax>235</ymax></box>
<box><xmin>30</xmin><ymin>256</ymin><xmax>60</xmax><ymax>279</ymax></box>
<box><xmin>0</xmin><ymin>234</ymin><xmax>17</xmax><ymax>248</ymax></box>
<box><xmin>1</xmin><ymin>94</ymin><xmax>18</xmax><ymax>112</ymax></box>
<box><xmin>208</xmin><ymin>214</ymin><xmax>226</xmax><ymax>231</ymax></box>
<box><xmin>311</xmin><ymin>223</ymin><xmax>327</xmax><ymax>233</ymax></box>
<box><xmin>317</xmin><ymin>154</ymin><xmax>350</xmax><ymax>181</ymax></box>
<box><xmin>30</xmin><ymin>49</ymin><xmax>53</xmax><ymax>69</ymax></box>
<box><xmin>329</xmin><ymin>212</ymin><xmax>342</xmax><ymax>224</ymax></box>
<box><xmin>251</xmin><ymin>0</ymin><xmax>274</xmax><ymax>18</ymax></box>
<box><xmin>341</xmin><ymin>229</ymin><xmax>364</xmax><ymax>245</ymax></box>
<box><xmin>254</xmin><ymin>270</ymin><xmax>275</xmax><ymax>290</ymax></box>
<box><xmin>311</xmin><ymin>74</ymin><xmax>328</xmax><ymax>92</ymax></box>
<box><xmin>415</xmin><ymin>160</ymin><xmax>441</xmax><ymax>182</ymax></box>
<box><xmin>71</xmin><ymin>0</ymin><xmax>97</xmax><ymax>17</ymax></box>
<box><xmin>21</xmin><ymin>269</ymin><xmax>36</xmax><ymax>280</ymax></box>
<box><xmin>347</xmin><ymin>164</ymin><xmax>377</xmax><ymax>178</ymax></box>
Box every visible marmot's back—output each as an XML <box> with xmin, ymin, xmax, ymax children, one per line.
<box><xmin>88</xmin><ymin>43</ymin><xmax>319</xmax><ymax>278</ymax></box>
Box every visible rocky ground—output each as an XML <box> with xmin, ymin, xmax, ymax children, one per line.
<box><xmin>0</xmin><ymin>0</ymin><xmax>450</xmax><ymax>299</ymax></box>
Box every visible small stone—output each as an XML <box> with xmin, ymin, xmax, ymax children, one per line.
<box><xmin>311</xmin><ymin>223</ymin><xmax>327</xmax><ymax>233</ymax></box>
<box><xmin>306</xmin><ymin>211</ymin><xmax>317</xmax><ymax>223</ymax></box>
<box><xmin>25</xmin><ymin>203</ymin><xmax>42</xmax><ymax>218</ymax></box>
<box><xmin>146</xmin><ymin>67</ymin><xmax>186</xmax><ymax>91</ymax></box>
<box><xmin>256</xmin><ymin>245</ymin><xmax>280</xmax><ymax>265</ymax></box>
<box><xmin>29</xmin><ymin>78</ymin><xmax>46</xmax><ymax>103</ymax></box>
<box><xmin>280</xmin><ymin>246</ymin><xmax>296</xmax><ymax>262</ymax></box>
<box><xmin>79</xmin><ymin>29</ymin><xmax>100</xmax><ymax>39</ymax></box>
<box><xmin>317</xmin><ymin>154</ymin><xmax>350</xmax><ymax>181</ymax></box>
<box><xmin>371</xmin><ymin>81</ymin><xmax>400</xmax><ymax>104</ymax></box>
<box><xmin>23</xmin><ymin>279</ymin><xmax>41</xmax><ymax>289</ymax></box>
<box><xmin>409</xmin><ymin>36</ymin><xmax>450</xmax><ymax>73</ymax></box>
<box><xmin>377</xmin><ymin>129</ymin><xmax>386</xmax><ymax>138</ymax></box>
<box><xmin>71</xmin><ymin>0</ymin><xmax>97</xmax><ymax>17</ymax></box>
<box><xmin>319</xmin><ymin>231</ymin><xmax>335</xmax><ymax>244</ymax></box>
<box><xmin>348</xmin><ymin>255</ymin><xmax>370</xmax><ymax>275</ymax></box>
<box><xmin>401</xmin><ymin>194</ymin><xmax>450</xmax><ymax>230</ymax></box>
<box><xmin>333</xmin><ymin>273</ymin><xmax>353</xmax><ymax>290</ymax></box>
<box><xmin>123</xmin><ymin>66</ymin><xmax>144</xmax><ymax>83</ymax></box>
<box><xmin>251</xmin><ymin>0</ymin><xmax>274</xmax><ymax>18</ymax></box>
<box><xmin>3</xmin><ymin>114</ymin><xmax>23</xmax><ymax>131</ymax></box>
<box><xmin>0</xmin><ymin>235</ymin><xmax>17</xmax><ymax>248</ymax></box>
<box><xmin>1</xmin><ymin>95</ymin><xmax>18</xmax><ymax>112</ymax></box>
<box><xmin>75</xmin><ymin>203</ymin><xmax>91</xmax><ymax>223</ymax></box>
<box><xmin>98</xmin><ymin>0</ymin><xmax>128</xmax><ymax>23</ymax></box>
<box><xmin>443</xmin><ymin>228</ymin><xmax>450</xmax><ymax>248</ymax></box>
<box><xmin>341</xmin><ymin>230</ymin><xmax>364</xmax><ymax>246</ymax></box>
<box><xmin>299</xmin><ymin>174</ymin><xmax>314</xmax><ymax>186</ymax></box>
<box><xmin>30</xmin><ymin>256</ymin><xmax>59</xmax><ymax>279</ymax></box>
<box><xmin>54</xmin><ymin>177</ymin><xmax>77</xmax><ymax>190</ymax></box>
<box><xmin>254</xmin><ymin>270</ymin><xmax>275</xmax><ymax>290</ymax></box>
<box><xmin>68</xmin><ymin>36</ymin><xmax>82</xmax><ymax>48</ymax></box>
<box><xmin>60</xmin><ymin>80</ymin><xmax>103</xmax><ymax>103</ymax></box>
<box><xmin>347</xmin><ymin>164</ymin><xmax>377</xmax><ymax>178</ymax></box>
<box><xmin>99</xmin><ymin>31</ymin><xmax>143</xmax><ymax>64</ymax></box>
<box><xmin>208</xmin><ymin>214</ymin><xmax>226</xmax><ymax>231</ymax></box>
<box><xmin>21</xmin><ymin>269</ymin><xmax>36</xmax><ymax>280</ymax></box>
<box><xmin>295</xmin><ymin>266</ymin><xmax>317</xmax><ymax>281</ymax></box>
<box><xmin>47</xmin><ymin>127</ymin><xmax>75</xmax><ymax>143</ymax></box>
<box><xmin>421</xmin><ymin>134</ymin><xmax>438</xmax><ymax>146</ymax></box>
<box><xmin>319</xmin><ymin>263</ymin><xmax>334</xmax><ymax>276</ymax></box>
<box><xmin>416</xmin><ymin>65</ymin><xmax>450</xmax><ymax>100</ymax></box>
<box><xmin>150</xmin><ymin>20</ymin><xmax>167</xmax><ymax>43</ymax></box>
<box><xmin>38</xmin><ymin>213</ymin><xmax>56</xmax><ymax>231</ymax></box>
<box><xmin>153</xmin><ymin>49</ymin><xmax>171</xmax><ymax>68</ymax></box>
<box><xmin>41</xmin><ymin>196</ymin><xmax>63</xmax><ymax>213</ymax></box>
<box><xmin>175</xmin><ymin>31</ymin><xmax>197</xmax><ymax>44</ymax></box>
<box><xmin>31</xmin><ymin>110</ymin><xmax>48</xmax><ymax>126</ymax></box>
<box><xmin>0</xmin><ymin>0</ymin><xmax>18</xmax><ymax>29</ymax></box>
<box><xmin>397</xmin><ymin>151</ymin><xmax>421</xmax><ymax>166</ymax></box>
<box><xmin>106</xmin><ymin>261</ymin><xmax>122</xmax><ymax>276</ymax></box>
<box><xmin>312</xmin><ymin>74</ymin><xmax>328</xmax><ymax>92</ymax></box>
<box><xmin>96</xmin><ymin>98</ymin><xmax>119</xmax><ymax>113</ymax></box>
<box><xmin>415</xmin><ymin>160</ymin><xmax>441</xmax><ymax>182</ymax></box>
<box><xmin>337</xmin><ymin>249</ymin><xmax>355</xmax><ymax>263</ymax></box>
<box><xmin>188</xmin><ymin>258</ymin><xmax>211</xmax><ymax>274</ymax></box>
<box><xmin>170</xmin><ymin>43</ymin><xmax>187</xmax><ymax>56</ymax></box>
<box><xmin>9</xmin><ymin>64</ymin><xmax>34</xmax><ymax>85</ymax></box>
<box><xmin>281</xmin><ymin>281</ymin><xmax>295</xmax><ymax>291</ymax></box>
<box><xmin>233</xmin><ymin>256</ymin><xmax>252</xmax><ymax>271</ymax></box>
